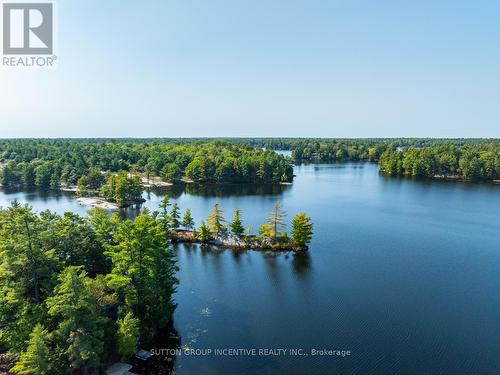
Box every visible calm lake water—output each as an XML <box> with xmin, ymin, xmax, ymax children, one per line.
<box><xmin>1</xmin><ymin>163</ymin><xmax>499</xmax><ymax>374</ymax></box>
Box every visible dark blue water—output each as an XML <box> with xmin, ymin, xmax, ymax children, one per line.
<box><xmin>1</xmin><ymin>163</ymin><xmax>499</xmax><ymax>374</ymax></box>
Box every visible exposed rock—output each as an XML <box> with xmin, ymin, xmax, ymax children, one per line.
<box><xmin>76</xmin><ymin>197</ymin><xmax>120</xmax><ymax>210</ymax></box>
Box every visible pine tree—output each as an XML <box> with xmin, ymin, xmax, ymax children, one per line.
<box><xmin>116</xmin><ymin>312</ymin><xmax>140</xmax><ymax>360</ymax></box>
<box><xmin>207</xmin><ymin>203</ymin><xmax>226</xmax><ymax>238</ymax></box>
<box><xmin>105</xmin><ymin>212</ymin><xmax>177</xmax><ymax>340</ymax></box>
<box><xmin>158</xmin><ymin>196</ymin><xmax>171</xmax><ymax>232</ymax></box>
<box><xmin>0</xmin><ymin>203</ymin><xmax>60</xmax><ymax>351</ymax></box>
<box><xmin>11</xmin><ymin>324</ymin><xmax>51</xmax><ymax>375</ymax></box>
<box><xmin>291</xmin><ymin>213</ymin><xmax>314</xmax><ymax>249</ymax></box>
<box><xmin>46</xmin><ymin>266</ymin><xmax>108</xmax><ymax>374</ymax></box>
<box><xmin>230</xmin><ymin>208</ymin><xmax>244</xmax><ymax>236</ymax></box>
<box><xmin>181</xmin><ymin>209</ymin><xmax>195</xmax><ymax>231</ymax></box>
<box><xmin>266</xmin><ymin>202</ymin><xmax>287</xmax><ymax>242</ymax></box>
<box><xmin>198</xmin><ymin>221</ymin><xmax>211</xmax><ymax>242</ymax></box>
<box><xmin>170</xmin><ymin>203</ymin><xmax>181</xmax><ymax>229</ymax></box>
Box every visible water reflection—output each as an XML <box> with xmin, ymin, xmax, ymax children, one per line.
<box><xmin>150</xmin><ymin>182</ymin><xmax>291</xmax><ymax>199</ymax></box>
<box><xmin>291</xmin><ymin>252</ymin><xmax>312</xmax><ymax>278</ymax></box>
<box><xmin>143</xmin><ymin>320</ymin><xmax>181</xmax><ymax>375</ymax></box>
<box><xmin>2</xmin><ymin>163</ymin><xmax>499</xmax><ymax>374</ymax></box>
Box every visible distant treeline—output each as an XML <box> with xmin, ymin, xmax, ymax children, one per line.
<box><xmin>0</xmin><ymin>139</ymin><xmax>498</xmax><ymax>186</ymax></box>
<box><xmin>232</xmin><ymin>138</ymin><xmax>499</xmax><ymax>163</ymax></box>
<box><xmin>379</xmin><ymin>143</ymin><xmax>500</xmax><ymax>180</ymax></box>
<box><xmin>0</xmin><ymin>140</ymin><xmax>293</xmax><ymax>188</ymax></box>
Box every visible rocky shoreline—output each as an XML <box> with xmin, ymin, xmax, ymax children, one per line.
<box><xmin>76</xmin><ymin>197</ymin><xmax>146</xmax><ymax>210</ymax></box>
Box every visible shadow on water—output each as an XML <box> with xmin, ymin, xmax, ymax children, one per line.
<box><xmin>150</xmin><ymin>182</ymin><xmax>291</xmax><ymax>198</ymax></box>
<box><xmin>135</xmin><ymin>319</ymin><xmax>181</xmax><ymax>375</ymax></box>
<box><xmin>291</xmin><ymin>251</ymin><xmax>312</xmax><ymax>278</ymax></box>
<box><xmin>0</xmin><ymin>187</ymin><xmax>76</xmax><ymax>203</ymax></box>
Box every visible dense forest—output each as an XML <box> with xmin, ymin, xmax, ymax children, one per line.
<box><xmin>234</xmin><ymin>138</ymin><xmax>499</xmax><ymax>164</ymax></box>
<box><xmin>230</xmin><ymin>138</ymin><xmax>500</xmax><ymax>180</ymax></box>
<box><xmin>0</xmin><ymin>140</ymin><xmax>294</xmax><ymax>189</ymax></box>
<box><xmin>0</xmin><ymin>203</ymin><xmax>177</xmax><ymax>374</ymax></box>
<box><xmin>378</xmin><ymin>143</ymin><xmax>500</xmax><ymax>180</ymax></box>
<box><xmin>0</xmin><ymin>139</ymin><xmax>498</xmax><ymax>187</ymax></box>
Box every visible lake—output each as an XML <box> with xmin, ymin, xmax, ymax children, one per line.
<box><xmin>1</xmin><ymin>163</ymin><xmax>499</xmax><ymax>374</ymax></box>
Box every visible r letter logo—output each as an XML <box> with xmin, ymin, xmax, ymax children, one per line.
<box><xmin>3</xmin><ymin>2</ymin><xmax>52</xmax><ymax>54</ymax></box>
<box><xmin>2</xmin><ymin>1</ymin><xmax>56</xmax><ymax>68</ymax></box>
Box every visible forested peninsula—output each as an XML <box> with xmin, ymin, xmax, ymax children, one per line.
<box><xmin>0</xmin><ymin>140</ymin><xmax>294</xmax><ymax>189</ymax></box>
<box><xmin>230</xmin><ymin>138</ymin><xmax>500</xmax><ymax>181</ymax></box>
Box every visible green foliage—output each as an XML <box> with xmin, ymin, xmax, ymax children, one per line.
<box><xmin>46</xmin><ymin>266</ymin><xmax>109</xmax><ymax>373</ymax></box>
<box><xmin>181</xmin><ymin>208</ymin><xmax>195</xmax><ymax>231</ymax></box>
<box><xmin>10</xmin><ymin>324</ymin><xmax>51</xmax><ymax>375</ymax></box>
<box><xmin>379</xmin><ymin>143</ymin><xmax>500</xmax><ymax>181</ymax></box>
<box><xmin>105</xmin><ymin>211</ymin><xmax>177</xmax><ymax>340</ymax></box>
<box><xmin>87</xmin><ymin>208</ymin><xmax>118</xmax><ymax>245</ymax></box>
<box><xmin>77</xmin><ymin>167</ymin><xmax>106</xmax><ymax>191</ymax></box>
<box><xmin>230</xmin><ymin>208</ymin><xmax>245</xmax><ymax>236</ymax></box>
<box><xmin>0</xmin><ymin>139</ymin><xmax>295</xmax><ymax>187</ymax></box>
<box><xmin>100</xmin><ymin>172</ymin><xmax>143</xmax><ymax>207</ymax></box>
<box><xmin>158</xmin><ymin>196</ymin><xmax>172</xmax><ymax>232</ymax></box>
<box><xmin>0</xmin><ymin>203</ymin><xmax>177</xmax><ymax>374</ymax></box>
<box><xmin>198</xmin><ymin>221</ymin><xmax>211</xmax><ymax>241</ymax></box>
<box><xmin>162</xmin><ymin>162</ymin><xmax>182</xmax><ymax>182</ymax></box>
<box><xmin>116</xmin><ymin>312</ymin><xmax>140</xmax><ymax>360</ymax></box>
<box><xmin>0</xmin><ymin>204</ymin><xmax>60</xmax><ymax>350</ymax></box>
<box><xmin>259</xmin><ymin>223</ymin><xmax>274</xmax><ymax>239</ymax></box>
<box><xmin>170</xmin><ymin>203</ymin><xmax>181</xmax><ymax>229</ymax></box>
<box><xmin>207</xmin><ymin>204</ymin><xmax>226</xmax><ymax>238</ymax></box>
<box><xmin>51</xmin><ymin>212</ymin><xmax>109</xmax><ymax>276</ymax></box>
<box><xmin>291</xmin><ymin>213</ymin><xmax>314</xmax><ymax>249</ymax></box>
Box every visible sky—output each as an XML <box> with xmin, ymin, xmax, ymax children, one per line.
<box><xmin>0</xmin><ymin>0</ymin><xmax>499</xmax><ymax>138</ymax></box>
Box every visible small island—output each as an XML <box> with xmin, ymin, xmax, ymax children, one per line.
<box><xmin>155</xmin><ymin>199</ymin><xmax>314</xmax><ymax>252</ymax></box>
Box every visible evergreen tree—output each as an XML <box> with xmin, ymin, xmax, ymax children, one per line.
<box><xmin>291</xmin><ymin>213</ymin><xmax>314</xmax><ymax>249</ymax></box>
<box><xmin>11</xmin><ymin>324</ymin><xmax>52</xmax><ymax>375</ymax></box>
<box><xmin>52</xmin><ymin>212</ymin><xmax>108</xmax><ymax>276</ymax></box>
<box><xmin>198</xmin><ymin>221</ymin><xmax>211</xmax><ymax>241</ymax></box>
<box><xmin>181</xmin><ymin>208</ymin><xmax>195</xmax><ymax>231</ymax></box>
<box><xmin>158</xmin><ymin>196</ymin><xmax>171</xmax><ymax>233</ymax></box>
<box><xmin>0</xmin><ymin>203</ymin><xmax>60</xmax><ymax>351</ymax></box>
<box><xmin>106</xmin><ymin>212</ymin><xmax>177</xmax><ymax>340</ymax></box>
<box><xmin>87</xmin><ymin>208</ymin><xmax>118</xmax><ymax>246</ymax></box>
<box><xmin>170</xmin><ymin>203</ymin><xmax>181</xmax><ymax>229</ymax></box>
<box><xmin>100</xmin><ymin>172</ymin><xmax>143</xmax><ymax>207</ymax></box>
<box><xmin>266</xmin><ymin>202</ymin><xmax>287</xmax><ymax>241</ymax></box>
<box><xmin>207</xmin><ymin>203</ymin><xmax>226</xmax><ymax>238</ymax></box>
<box><xmin>46</xmin><ymin>266</ymin><xmax>108</xmax><ymax>374</ymax></box>
<box><xmin>230</xmin><ymin>208</ymin><xmax>244</xmax><ymax>236</ymax></box>
<box><xmin>116</xmin><ymin>312</ymin><xmax>140</xmax><ymax>360</ymax></box>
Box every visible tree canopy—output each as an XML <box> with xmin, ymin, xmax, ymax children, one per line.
<box><xmin>0</xmin><ymin>204</ymin><xmax>178</xmax><ymax>374</ymax></box>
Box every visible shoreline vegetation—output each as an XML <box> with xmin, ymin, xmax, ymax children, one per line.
<box><xmin>0</xmin><ymin>140</ymin><xmax>294</xmax><ymax>190</ymax></box>
<box><xmin>0</xmin><ymin>203</ymin><xmax>178</xmax><ymax>375</ymax></box>
<box><xmin>0</xmin><ymin>197</ymin><xmax>312</xmax><ymax>373</ymax></box>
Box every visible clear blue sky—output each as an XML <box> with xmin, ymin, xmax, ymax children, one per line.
<box><xmin>1</xmin><ymin>0</ymin><xmax>499</xmax><ymax>137</ymax></box>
